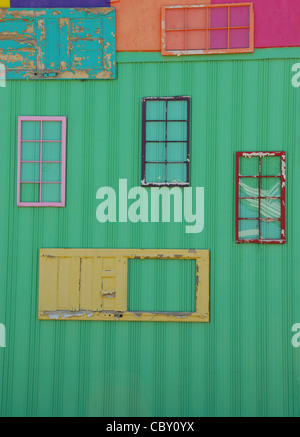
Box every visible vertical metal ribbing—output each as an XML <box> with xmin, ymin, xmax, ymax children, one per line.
<box><xmin>165</xmin><ymin>99</ymin><xmax>168</xmax><ymax>184</ymax></box>
<box><xmin>39</xmin><ymin>120</ymin><xmax>43</xmax><ymax>202</ymax></box>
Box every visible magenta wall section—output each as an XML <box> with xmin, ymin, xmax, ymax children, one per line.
<box><xmin>211</xmin><ymin>0</ymin><xmax>300</xmax><ymax>48</ymax></box>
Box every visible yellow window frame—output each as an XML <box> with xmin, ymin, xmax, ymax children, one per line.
<box><xmin>39</xmin><ymin>249</ymin><xmax>209</xmax><ymax>322</ymax></box>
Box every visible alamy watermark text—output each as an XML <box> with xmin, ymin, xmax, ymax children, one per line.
<box><xmin>96</xmin><ymin>179</ymin><xmax>204</xmax><ymax>234</ymax></box>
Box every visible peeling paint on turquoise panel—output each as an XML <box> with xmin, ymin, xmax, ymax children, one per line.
<box><xmin>0</xmin><ymin>8</ymin><xmax>116</xmax><ymax>79</ymax></box>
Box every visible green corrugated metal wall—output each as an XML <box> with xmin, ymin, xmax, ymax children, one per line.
<box><xmin>1</xmin><ymin>48</ymin><xmax>300</xmax><ymax>417</ymax></box>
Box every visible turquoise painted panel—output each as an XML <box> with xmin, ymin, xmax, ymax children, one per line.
<box><xmin>0</xmin><ymin>49</ymin><xmax>300</xmax><ymax>417</ymax></box>
<box><xmin>0</xmin><ymin>8</ymin><xmax>116</xmax><ymax>79</ymax></box>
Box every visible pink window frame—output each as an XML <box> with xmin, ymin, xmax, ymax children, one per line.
<box><xmin>236</xmin><ymin>152</ymin><xmax>286</xmax><ymax>244</ymax></box>
<box><xmin>17</xmin><ymin>116</ymin><xmax>67</xmax><ymax>207</ymax></box>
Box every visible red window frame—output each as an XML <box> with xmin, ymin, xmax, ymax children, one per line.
<box><xmin>236</xmin><ymin>152</ymin><xmax>286</xmax><ymax>244</ymax></box>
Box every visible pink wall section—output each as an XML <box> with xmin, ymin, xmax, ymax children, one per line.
<box><xmin>211</xmin><ymin>0</ymin><xmax>300</xmax><ymax>48</ymax></box>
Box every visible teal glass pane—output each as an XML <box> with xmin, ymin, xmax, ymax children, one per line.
<box><xmin>21</xmin><ymin>121</ymin><xmax>41</xmax><ymax>141</ymax></box>
<box><xmin>167</xmin><ymin>163</ymin><xmax>187</xmax><ymax>184</ymax></box>
<box><xmin>260</xmin><ymin>198</ymin><xmax>281</xmax><ymax>219</ymax></box>
<box><xmin>239</xmin><ymin>198</ymin><xmax>259</xmax><ymax>218</ymax></box>
<box><xmin>238</xmin><ymin>220</ymin><xmax>259</xmax><ymax>240</ymax></box>
<box><xmin>167</xmin><ymin>142</ymin><xmax>187</xmax><ymax>162</ymax></box>
<box><xmin>167</xmin><ymin>100</ymin><xmax>188</xmax><ymax>121</ymax></box>
<box><xmin>128</xmin><ymin>259</ymin><xmax>196</xmax><ymax>313</ymax></box>
<box><xmin>167</xmin><ymin>122</ymin><xmax>187</xmax><ymax>141</ymax></box>
<box><xmin>239</xmin><ymin>156</ymin><xmax>259</xmax><ymax>176</ymax></box>
<box><xmin>261</xmin><ymin>156</ymin><xmax>281</xmax><ymax>176</ymax></box>
<box><xmin>42</xmin><ymin>142</ymin><xmax>62</xmax><ymax>161</ymax></box>
<box><xmin>21</xmin><ymin>142</ymin><xmax>40</xmax><ymax>161</ymax></box>
<box><xmin>146</xmin><ymin>143</ymin><xmax>165</xmax><ymax>162</ymax></box>
<box><xmin>261</xmin><ymin>177</ymin><xmax>281</xmax><ymax>197</ymax></box>
<box><xmin>146</xmin><ymin>101</ymin><xmax>166</xmax><ymax>121</ymax></box>
<box><xmin>146</xmin><ymin>122</ymin><xmax>166</xmax><ymax>141</ymax></box>
<box><xmin>20</xmin><ymin>183</ymin><xmax>40</xmax><ymax>203</ymax></box>
<box><xmin>42</xmin><ymin>121</ymin><xmax>62</xmax><ymax>141</ymax></box>
<box><xmin>239</xmin><ymin>178</ymin><xmax>259</xmax><ymax>198</ymax></box>
<box><xmin>145</xmin><ymin>163</ymin><xmax>165</xmax><ymax>184</ymax></box>
<box><xmin>260</xmin><ymin>221</ymin><xmax>281</xmax><ymax>240</ymax></box>
<box><xmin>42</xmin><ymin>163</ymin><xmax>61</xmax><ymax>182</ymax></box>
<box><xmin>41</xmin><ymin>183</ymin><xmax>61</xmax><ymax>203</ymax></box>
<box><xmin>21</xmin><ymin>163</ymin><xmax>40</xmax><ymax>182</ymax></box>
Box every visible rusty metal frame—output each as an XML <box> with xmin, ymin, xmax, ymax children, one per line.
<box><xmin>38</xmin><ymin>249</ymin><xmax>209</xmax><ymax>322</ymax></box>
<box><xmin>141</xmin><ymin>96</ymin><xmax>190</xmax><ymax>187</ymax></box>
<box><xmin>161</xmin><ymin>3</ymin><xmax>254</xmax><ymax>56</ymax></box>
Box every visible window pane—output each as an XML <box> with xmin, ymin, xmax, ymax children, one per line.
<box><xmin>146</xmin><ymin>143</ymin><xmax>165</xmax><ymax>162</ymax></box>
<box><xmin>230</xmin><ymin>29</ymin><xmax>249</xmax><ymax>49</ymax></box>
<box><xmin>146</xmin><ymin>101</ymin><xmax>166</xmax><ymax>120</ymax></box>
<box><xmin>260</xmin><ymin>221</ymin><xmax>281</xmax><ymax>240</ymax></box>
<box><xmin>42</xmin><ymin>121</ymin><xmax>62</xmax><ymax>141</ymax></box>
<box><xmin>146</xmin><ymin>122</ymin><xmax>166</xmax><ymax>142</ymax></box>
<box><xmin>166</xmin><ymin>31</ymin><xmax>185</xmax><ymax>51</ymax></box>
<box><xmin>239</xmin><ymin>178</ymin><xmax>259</xmax><ymax>198</ymax></box>
<box><xmin>187</xmin><ymin>8</ymin><xmax>206</xmax><ymax>29</ymax></box>
<box><xmin>167</xmin><ymin>122</ymin><xmax>187</xmax><ymax>141</ymax></box>
<box><xmin>165</xmin><ymin>8</ymin><xmax>185</xmax><ymax>30</ymax></box>
<box><xmin>167</xmin><ymin>163</ymin><xmax>187</xmax><ymax>184</ymax></box>
<box><xmin>239</xmin><ymin>198</ymin><xmax>259</xmax><ymax>218</ymax></box>
<box><xmin>42</xmin><ymin>142</ymin><xmax>62</xmax><ymax>161</ymax></box>
<box><xmin>42</xmin><ymin>163</ymin><xmax>61</xmax><ymax>182</ymax></box>
<box><xmin>239</xmin><ymin>156</ymin><xmax>259</xmax><ymax>176</ymax></box>
<box><xmin>167</xmin><ymin>142</ymin><xmax>187</xmax><ymax>162</ymax></box>
<box><xmin>210</xmin><ymin>29</ymin><xmax>228</xmax><ymax>50</ymax></box>
<box><xmin>21</xmin><ymin>121</ymin><xmax>40</xmax><ymax>141</ymax></box>
<box><xmin>238</xmin><ymin>220</ymin><xmax>259</xmax><ymax>240</ymax></box>
<box><xmin>187</xmin><ymin>30</ymin><xmax>206</xmax><ymax>50</ymax></box>
<box><xmin>260</xmin><ymin>199</ymin><xmax>281</xmax><ymax>219</ymax></box>
<box><xmin>41</xmin><ymin>183</ymin><xmax>61</xmax><ymax>203</ymax></box>
<box><xmin>20</xmin><ymin>183</ymin><xmax>40</xmax><ymax>203</ymax></box>
<box><xmin>21</xmin><ymin>142</ymin><xmax>40</xmax><ymax>161</ymax></box>
<box><xmin>145</xmin><ymin>163</ymin><xmax>165</xmax><ymax>184</ymax></box>
<box><xmin>210</xmin><ymin>6</ymin><xmax>228</xmax><ymax>28</ymax></box>
<box><xmin>261</xmin><ymin>156</ymin><xmax>281</xmax><ymax>176</ymax></box>
<box><xmin>21</xmin><ymin>163</ymin><xmax>40</xmax><ymax>182</ymax></box>
<box><xmin>261</xmin><ymin>177</ymin><xmax>281</xmax><ymax>197</ymax></box>
<box><xmin>167</xmin><ymin>100</ymin><xmax>188</xmax><ymax>121</ymax></box>
<box><xmin>230</xmin><ymin>5</ymin><xmax>249</xmax><ymax>27</ymax></box>
<box><xmin>128</xmin><ymin>259</ymin><xmax>196</xmax><ymax>313</ymax></box>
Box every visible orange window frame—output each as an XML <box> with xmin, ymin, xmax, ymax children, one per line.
<box><xmin>161</xmin><ymin>3</ymin><xmax>254</xmax><ymax>56</ymax></box>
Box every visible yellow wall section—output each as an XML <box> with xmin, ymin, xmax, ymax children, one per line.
<box><xmin>39</xmin><ymin>249</ymin><xmax>210</xmax><ymax>322</ymax></box>
<box><xmin>0</xmin><ymin>0</ymin><xmax>10</xmax><ymax>7</ymax></box>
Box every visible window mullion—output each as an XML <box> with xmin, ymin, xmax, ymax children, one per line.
<box><xmin>39</xmin><ymin>121</ymin><xmax>43</xmax><ymax>203</ymax></box>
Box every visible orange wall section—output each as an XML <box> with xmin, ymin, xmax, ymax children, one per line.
<box><xmin>114</xmin><ymin>0</ymin><xmax>211</xmax><ymax>52</ymax></box>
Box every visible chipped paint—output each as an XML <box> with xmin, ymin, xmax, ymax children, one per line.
<box><xmin>37</xmin><ymin>20</ymin><xmax>45</xmax><ymax>40</ymax></box>
<box><xmin>38</xmin><ymin>249</ymin><xmax>210</xmax><ymax>323</ymax></box>
<box><xmin>281</xmin><ymin>155</ymin><xmax>286</xmax><ymax>180</ymax></box>
<box><xmin>242</xmin><ymin>152</ymin><xmax>277</xmax><ymax>158</ymax></box>
<box><xmin>0</xmin><ymin>8</ymin><xmax>116</xmax><ymax>79</ymax></box>
<box><xmin>161</xmin><ymin>4</ymin><xmax>254</xmax><ymax>57</ymax></box>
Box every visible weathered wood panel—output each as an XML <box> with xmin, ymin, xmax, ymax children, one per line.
<box><xmin>0</xmin><ymin>8</ymin><xmax>116</xmax><ymax>79</ymax></box>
